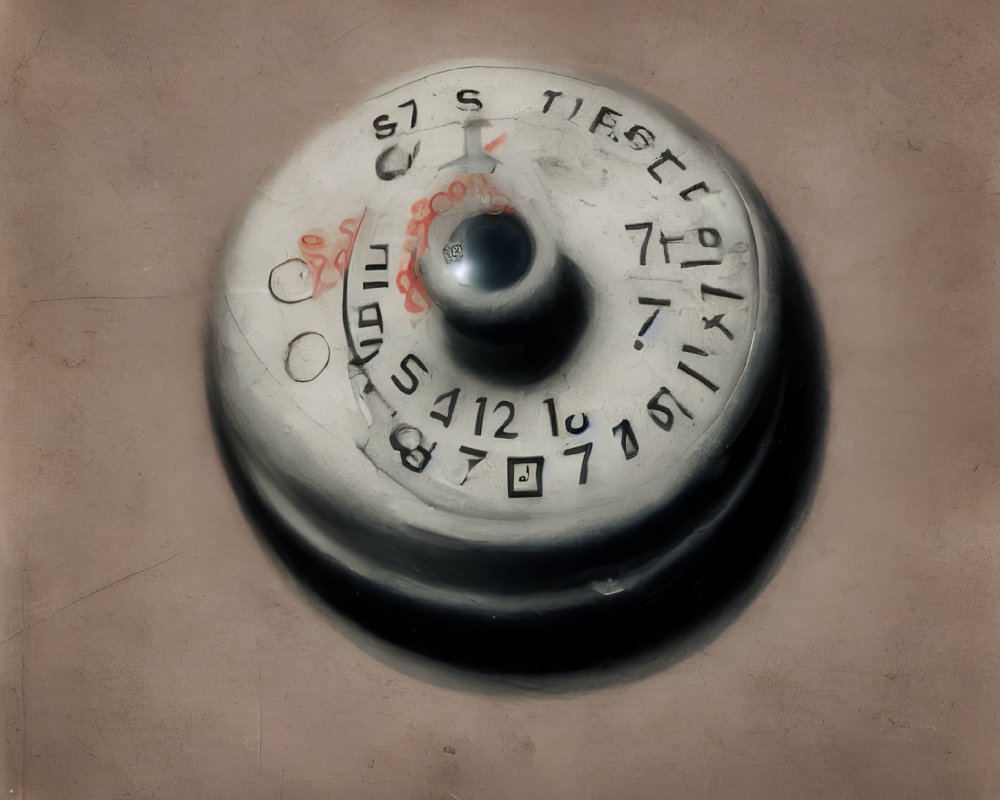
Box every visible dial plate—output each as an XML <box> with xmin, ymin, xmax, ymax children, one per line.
<box><xmin>207</xmin><ymin>64</ymin><xmax>830</xmax><ymax>671</ymax></box>
<box><xmin>215</xmin><ymin>64</ymin><xmax>778</xmax><ymax>547</ymax></box>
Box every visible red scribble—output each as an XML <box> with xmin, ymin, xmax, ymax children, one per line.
<box><xmin>298</xmin><ymin>211</ymin><xmax>365</xmax><ymax>298</ymax></box>
<box><xmin>484</xmin><ymin>133</ymin><xmax>507</xmax><ymax>154</ymax></box>
<box><xmin>396</xmin><ymin>175</ymin><xmax>515</xmax><ymax>314</ymax></box>
<box><xmin>465</xmin><ymin>174</ymin><xmax>515</xmax><ymax>215</ymax></box>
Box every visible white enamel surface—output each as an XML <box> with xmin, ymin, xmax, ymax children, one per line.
<box><xmin>213</xmin><ymin>64</ymin><xmax>779</xmax><ymax>546</ymax></box>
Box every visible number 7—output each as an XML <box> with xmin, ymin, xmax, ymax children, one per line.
<box><xmin>564</xmin><ymin>442</ymin><xmax>593</xmax><ymax>485</ymax></box>
<box><xmin>624</xmin><ymin>222</ymin><xmax>653</xmax><ymax>266</ymax></box>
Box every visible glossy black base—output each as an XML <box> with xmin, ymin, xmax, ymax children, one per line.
<box><xmin>208</xmin><ymin>228</ymin><xmax>827</xmax><ymax>678</ymax></box>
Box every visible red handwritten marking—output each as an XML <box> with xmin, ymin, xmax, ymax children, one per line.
<box><xmin>484</xmin><ymin>133</ymin><xmax>507</xmax><ymax>154</ymax></box>
<box><xmin>465</xmin><ymin>174</ymin><xmax>514</xmax><ymax>215</ymax></box>
<box><xmin>396</xmin><ymin>175</ymin><xmax>514</xmax><ymax>314</ymax></box>
<box><xmin>298</xmin><ymin>211</ymin><xmax>365</xmax><ymax>298</ymax></box>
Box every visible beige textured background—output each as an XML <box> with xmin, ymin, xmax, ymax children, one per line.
<box><xmin>2</xmin><ymin>0</ymin><xmax>998</xmax><ymax>797</ymax></box>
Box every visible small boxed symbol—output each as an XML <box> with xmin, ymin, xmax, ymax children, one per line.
<box><xmin>507</xmin><ymin>456</ymin><xmax>544</xmax><ymax>498</ymax></box>
<box><xmin>442</xmin><ymin>242</ymin><xmax>464</xmax><ymax>264</ymax></box>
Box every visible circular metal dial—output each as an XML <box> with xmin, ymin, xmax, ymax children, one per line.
<box><xmin>209</xmin><ymin>63</ymin><xmax>808</xmax><ymax>670</ymax></box>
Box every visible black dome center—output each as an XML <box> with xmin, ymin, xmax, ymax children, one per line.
<box><xmin>444</xmin><ymin>213</ymin><xmax>534</xmax><ymax>292</ymax></box>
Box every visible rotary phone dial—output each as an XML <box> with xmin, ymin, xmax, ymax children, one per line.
<box><xmin>209</xmin><ymin>63</ymin><xmax>825</xmax><ymax>673</ymax></box>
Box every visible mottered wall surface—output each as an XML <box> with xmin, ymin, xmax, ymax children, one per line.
<box><xmin>2</xmin><ymin>1</ymin><xmax>998</xmax><ymax>797</ymax></box>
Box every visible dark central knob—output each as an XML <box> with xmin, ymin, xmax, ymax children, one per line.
<box><xmin>444</xmin><ymin>213</ymin><xmax>534</xmax><ymax>291</ymax></box>
<box><xmin>419</xmin><ymin>180</ymin><xmax>588</xmax><ymax>383</ymax></box>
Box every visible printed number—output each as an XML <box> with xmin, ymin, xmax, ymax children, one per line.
<box><xmin>493</xmin><ymin>401</ymin><xmax>517</xmax><ymax>439</ymax></box>
<box><xmin>624</xmin><ymin>223</ymin><xmax>652</xmax><ymax>265</ymax></box>
<box><xmin>625</xmin><ymin>224</ymin><xmax>722</xmax><ymax>265</ymax></box>
<box><xmin>474</xmin><ymin>397</ymin><xmax>518</xmax><ymax>439</ymax></box>
<box><xmin>390</xmin><ymin>354</ymin><xmax>428</xmax><ymax>395</ymax></box>
<box><xmin>612</xmin><ymin>419</ymin><xmax>639</xmax><ymax>460</ymax></box>
<box><xmin>430</xmin><ymin>388</ymin><xmax>460</xmax><ymax>428</ymax></box>
<box><xmin>543</xmin><ymin>398</ymin><xmax>589</xmax><ymax>436</ymax></box>
<box><xmin>564</xmin><ymin>442</ymin><xmax>593</xmax><ymax>485</ymax></box>
<box><xmin>389</xmin><ymin>425</ymin><xmax>433</xmax><ymax>473</ymax></box>
<box><xmin>646</xmin><ymin>387</ymin><xmax>693</xmax><ymax>431</ymax></box>
<box><xmin>372</xmin><ymin>99</ymin><xmax>418</xmax><ymax>139</ymax></box>
<box><xmin>458</xmin><ymin>445</ymin><xmax>487</xmax><ymax>485</ymax></box>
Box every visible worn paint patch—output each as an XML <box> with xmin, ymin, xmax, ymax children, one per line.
<box><xmin>298</xmin><ymin>212</ymin><xmax>365</xmax><ymax>298</ymax></box>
